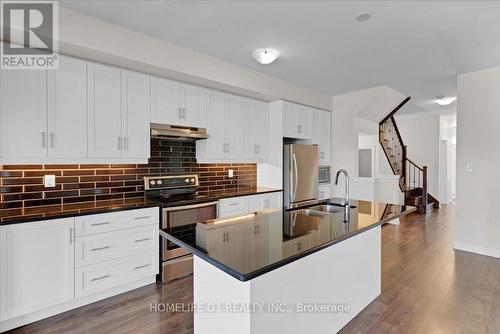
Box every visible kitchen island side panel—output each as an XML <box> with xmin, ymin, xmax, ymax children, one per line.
<box><xmin>193</xmin><ymin>226</ymin><xmax>381</xmax><ymax>334</ymax></box>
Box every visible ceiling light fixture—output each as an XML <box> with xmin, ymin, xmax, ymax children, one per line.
<box><xmin>355</xmin><ymin>12</ymin><xmax>371</xmax><ymax>22</ymax></box>
<box><xmin>435</xmin><ymin>95</ymin><xmax>456</xmax><ymax>106</ymax></box>
<box><xmin>252</xmin><ymin>48</ymin><xmax>279</xmax><ymax>65</ymax></box>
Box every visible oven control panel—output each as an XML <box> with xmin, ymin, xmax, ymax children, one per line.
<box><xmin>144</xmin><ymin>175</ymin><xmax>198</xmax><ymax>190</ymax></box>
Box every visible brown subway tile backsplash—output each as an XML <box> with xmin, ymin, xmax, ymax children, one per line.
<box><xmin>0</xmin><ymin>138</ymin><xmax>256</xmax><ymax>211</ymax></box>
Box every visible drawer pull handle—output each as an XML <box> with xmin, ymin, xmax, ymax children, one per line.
<box><xmin>134</xmin><ymin>238</ymin><xmax>150</xmax><ymax>243</ymax></box>
<box><xmin>134</xmin><ymin>264</ymin><xmax>151</xmax><ymax>270</ymax></box>
<box><xmin>91</xmin><ymin>222</ymin><xmax>110</xmax><ymax>226</ymax></box>
<box><xmin>91</xmin><ymin>275</ymin><xmax>110</xmax><ymax>282</ymax></box>
<box><xmin>228</xmin><ymin>203</ymin><xmax>239</xmax><ymax>207</ymax></box>
<box><xmin>91</xmin><ymin>246</ymin><xmax>110</xmax><ymax>252</ymax></box>
<box><xmin>134</xmin><ymin>216</ymin><xmax>151</xmax><ymax>220</ymax></box>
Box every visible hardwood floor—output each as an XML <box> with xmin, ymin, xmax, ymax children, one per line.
<box><xmin>8</xmin><ymin>204</ymin><xmax>500</xmax><ymax>334</ymax></box>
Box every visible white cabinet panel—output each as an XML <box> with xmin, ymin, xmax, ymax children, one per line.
<box><xmin>248</xmin><ymin>192</ymin><xmax>282</xmax><ymax>212</ymax></box>
<box><xmin>121</xmin><ymin>70</ymin><xmax>150</xmax><ymax>159</ymax></box>
<box><xmin>182</xmin><ymin>84</ymin><xmax>205</xmax><ymax>127</ymax></box>
<box><xmin>283</xmin><ymin>101</ymin><xmax>311</xmax><ymax>140</ymax></box>
<box><xmin>0</xmin><ymin>69</ymin><xmax>47</xmax><ymax>159</ymax></box>
<box><xmin>151</xmin><ymin>77</ymin><xmax>181</xmax><ymax>125</ymax></box>
<box><xmin>87</xmin><ymin>63</ymin><xmax>122</xmax><ymax>158</ymax></box>
<box><xmin>311</xmin><ymin>108</ymin><xmax>331</xmax><ymax>165</ymax></box>
<box><xmin>0</xmin><ymin>218</ymin><xmax>74</xmax><ymax>321</ymax></box>
<box><xmin>242</xmin><ymin>99</ymin><xmax>269</xmax><ymax>162</ymax></box>
<box><xmin>224</xmin><ymin>94</ymin><xmax>241</xmax><ymax>159</ymax></box>
<box><xmin>47</xmin><ymin>55</ymin><xmax>87</xmax><ymax>159</ymax></box>
<box><xmin>202</xmin><ymin>91</ymin><xmax>226</xmax><ymax>159</ymax></box>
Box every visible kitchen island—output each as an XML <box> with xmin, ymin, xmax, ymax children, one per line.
<box><xmin>159</xmin><ymin>199</ymin><xmax>415</xmax><ymax>334</ymax></box>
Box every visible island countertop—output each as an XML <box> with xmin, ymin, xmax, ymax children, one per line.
<box><xmin>160</xmin><ymin>198</ymin><xmax>415</xmax><ymax>281</ymax></box>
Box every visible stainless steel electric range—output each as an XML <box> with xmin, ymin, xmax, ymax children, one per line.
<box><xmin>144</xmin><ymin>174</ymin><xmax>218</xmax><ymax>283</ymax></box>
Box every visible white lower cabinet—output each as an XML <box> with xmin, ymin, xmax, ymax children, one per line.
<box><xmin>0</xmin><ymin>218</ymin><xmax>75</xmax><ymax>322</ymax></box>
<box><xmin>0</xmin><ymin>207</ymin><xmax>159</xmax><ymax>330</ymax></box>
<box><xmin>219</xmin><ymin>191</ymin><xmax>282</xmax><ymax>218</ymax></box>
<box><xmin>75</xmin><ymin>251</ymin><xmax>157</xmax><ymax>298</ymax></box>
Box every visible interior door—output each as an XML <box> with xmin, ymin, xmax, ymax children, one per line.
<box><xmin>47</xmin><ymin>55</ymin><xmax>87</xmax><ymax>159</ymax></box>
<box><xmin>121</xmin><ymin>70</ymin><xmax>150</xmax><ymax>159</ymax></box>
<box><xmin>0</xmin><ymin>69</ymin><xmax>47</xmax><ymax>160</ymax></box>
<box><xmin>290</xmin><ymin>144</ymin><xmax>319</xmax><ymax>203</ymax></box>
<box><xmin>87</xmin><ymin>63</ymin><xmax>122</xmax><ymax>158</ymax></box>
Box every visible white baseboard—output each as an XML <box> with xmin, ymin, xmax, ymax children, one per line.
<box><xmin>0</xmin><ymin>276</ymin><xmax>156</xmax><ymax>332</ymax></box>
<box><xmin>454</xmin><ymin>242</ymin><xmax>500</xmax><ymax>259</ymax></box>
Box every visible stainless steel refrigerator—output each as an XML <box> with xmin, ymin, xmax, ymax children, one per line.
<box><xmin>283</xmin><ymin>144</ymin><xmax>319</xmax><ymax>209</ymax></box>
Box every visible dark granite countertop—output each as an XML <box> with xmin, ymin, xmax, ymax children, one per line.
<box><xmin>209</xmin><ymin>186</ymin><xmax>282</xmax><ymax>199</ymax></box>
<box><xmin>160</xmin><ymin>198</ymin><xmax>416</xmax><ymax>281</ymax></box>
<box><xmin>0</xmin><ymin>187</ymin><xmax>282</xmax><ymax>225</ymax></box>
<box><xmin>0</xmin><ymin>198</ymin><xmax>161</xmax><ymax>225</ymax></box>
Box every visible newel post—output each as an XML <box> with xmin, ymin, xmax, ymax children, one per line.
<box><xmin>422</xmin><ymin>166</ymin><xmax>428</xmax><ymax>210</ymax></box>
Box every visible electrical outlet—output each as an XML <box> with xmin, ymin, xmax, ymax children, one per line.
<box><xmin>228</xmin><ymin>169</ymin><xmax>234</xmax><ymax>178</ymax></box>
<box><xmin>44</xmin><ymin>175</ymin><xmax>56</xmax><ymax>188</ymax></box>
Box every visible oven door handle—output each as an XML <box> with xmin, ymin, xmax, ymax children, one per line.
<box><xmin>162</xmin><ymin>201</ymin><xmax>219</xmax><ymax>212</ymax></box>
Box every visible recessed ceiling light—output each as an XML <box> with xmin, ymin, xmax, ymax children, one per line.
<box><xmin>252</xmin><ymin>49</ymin><xmax>279</xmax><ymax>65</ymax></box>
<box><xmin>355</xmin><ymin>12</ymin><xmax>371</xmax><ymax>22</ymax></box>
<box><xmin>435</xmin><ymin>95</ymin><xmax>456</xmax><ymax>106</ymax></box>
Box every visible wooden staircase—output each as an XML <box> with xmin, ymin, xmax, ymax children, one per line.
<box><xmin>379</xmin><ymin>97</ymin><xmax>440</xmax><ymax>214</ymax></box>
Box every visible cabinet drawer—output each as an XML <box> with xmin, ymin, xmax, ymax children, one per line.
<box><xmin>75</xmin><ymin>226</ymin><xmax>157</xmax><ymax>267</ymax></box>
<box><xmin>75</xmin><ymin>207</ymin><xmax>158</xmax><ymax>236</ymax></box>
<box><xmin>75</xmin><ymin>251</ymin><xmax>157</xmax><ymax>298</ymax></box>
<box><xmin>219</xmin><ymin>197</ymin><xmax>248</xmax><ymax>217</ymax></box>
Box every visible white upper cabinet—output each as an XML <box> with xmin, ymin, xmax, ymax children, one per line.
<box><xmin>241</xmin><ymin>98</ymin><xmax>269</xmax><ymax>162</ymax></box>
<box><xmin>0</xmin><ymin>69</ymin><xmax>48</xmax><ymax>160</ymax></box>
<box><xmin>311</xmin><ymin>108</ymin><xmax>331</xmax><ymax>165</ymax></box>
<box><xmin>197</xmin><ymin>91</ymin><xmax>269</xmax><ymax>163</ymax></box>
<box><xmin>182</xmin><ymin>84</ymin><xmax>206</xmax><ymax>127</ymax></box>
<box><xmin>0</xmin><ymin>218</ymin><xmax>75</xmax><ymax>321</ymax></box>
<box><xmin>47</xmin><ymin>55</ymin><xmax>87</xmax><ymax>159</ymax></box>
<box><xmin>87</xmin><ymin>63</ymin><xmax>123</xmax><ymax>159</ymax></box>
<box><xmin>197</xmin><ymin>91</ymin><xmax>242</xmax><ymax>161</ymax></box>
<box><xmin>88</xmin><ymin>64</ymin><xmax>150</xmax><ymax>161</ymax></box>
<box><xmin>151</xmin><ymin>77</ymin><xmax>181</xmax><ymax>125</ymax></box>
<box><xmin>121</xmin><ymin>70</ymin><xmax>150</xmax><ymax>159</ymax></box>
<box><xmin>151</xmin><ymin>77</ymin><xmax>205</xmax><ymax>128</ymax></box>
<box><xmin>283</xmin><ymin>101</ymin><xmax>311</xmax><ymax>139</ymax></box>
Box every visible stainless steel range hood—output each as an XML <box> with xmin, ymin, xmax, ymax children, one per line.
<box><xmin>150</xmin><ymin>123</ymin><xmax>209</xmax><ymax>141</ymax></box>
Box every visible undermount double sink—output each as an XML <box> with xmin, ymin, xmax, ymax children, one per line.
<box><xmin>303</xmin><ymin>203</ymin><xmax>357</xmax><ymax>216</ymax></box>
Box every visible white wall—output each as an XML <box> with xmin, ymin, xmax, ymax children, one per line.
<box><xmin>395</xmin><ymin>113</ymin><xmax>441</xmax><ymax>201</ymax></box>
<box><xmin>332</xmin><ymin>86</ymin><xmax>406</xmax><ymax>202</ymax></box>
<box><xmin>455</xmin><ymin>66</ymin><xmax>500</xmax><ymax>259</ymax></box>
<box><xmin>22</xmin><ymin>7</ymin><xmax>330</xmax><ymax>110</ymax></box>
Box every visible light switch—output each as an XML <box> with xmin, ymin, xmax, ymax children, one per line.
<box><xmin>466</xmin><ymin>164</ymin><xmax>473</xmax><ymax>173</ymax></box>
<box><xmin>228</xmin><ymin>169</ymin><xmax>234</xmax><ymax>178</ymax></box>
<box><xmin>44</xmin><ymin>175</ymin><xmax>56</xmax><ymax>188</ymax></box>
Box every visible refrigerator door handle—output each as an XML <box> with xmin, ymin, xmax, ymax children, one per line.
<box><xmin>292</xmin><ymin>153</ymin><xmax>299</xmax><ymax>201</ymax></box>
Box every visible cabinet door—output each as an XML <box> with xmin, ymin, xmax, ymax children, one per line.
<box><xmin>204</xmin><ymin>91</ymin><xmax>226</xmax><ymax>159</ymax></box>
<box><xmin>87</xmin><ymin>63</ymin><xmax>122</xmax><ymax>158</ymax></box>
<box><xmin>247</xmin><ymin>194</ymin><xmax>264</xmax><ymax>212</ymax></box>
<box><xmin>311</xmin><ymin>108</ymin><xmax>321</xmax><ymax>145</ymax></box>
<box><xmin>0</xmin><ymin>218</ymin><xmax>74</xmax><ymax>321</ymax></box>
<box><xmin>182</xmin><ymin>84</ymin><xmax>205</xmax><ymax>127</ymax></box>
<box><xmin>241</xmin><ymin>98</ymin><xmax>258</xmax><ymax>161</ymax></box>
<box><xmin>47</xmin><ymin>55</ymin><xmax>87</xmax><ymax>159</ymax></box>
<box><xmin>0</xmin><ymin>69</ymin><xmax>47</xmax><ymax>160</ymax></box>
<box><xmin>121</xmin><ymin>70</ymin><xmax>150</xmax><ymax>159</ymax></box>
<box><xmin>151</xmin><ymin>77</ymin><xmax>182</xmax><ymax>125</ymax></box>
<box><xmin>319</xmin><ymin>111</ymin><xmax>331</xmax><ymax>164</ymax></box>
<box><xmin>283</xmin><ymin>101</ymin><xmax>298</xmax><ymax>138</ymax></box>
<box><xmin>264</xmin><ymin>192</ymin><xmax>282</xmax><ymax>210</ymax></box>
<box><xmin>297</xmin><ymin>105</ymin><xmax>311</xmax><ymax>139</ymax></box>
<box><xmin>224</xmin><ymin>95</ymin><xmax>241</xmax><ymax>159</ymax></box>
<box><xmin>256</xmin><ymin>101</ymin><xmax>270</xmax><ymax>161</ymax></box>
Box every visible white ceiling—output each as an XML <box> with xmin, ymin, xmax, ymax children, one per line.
<box><xmin>60</xmin><ymin>0</ymin><xmax>500</xmax><ymax>114</ymax></box>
